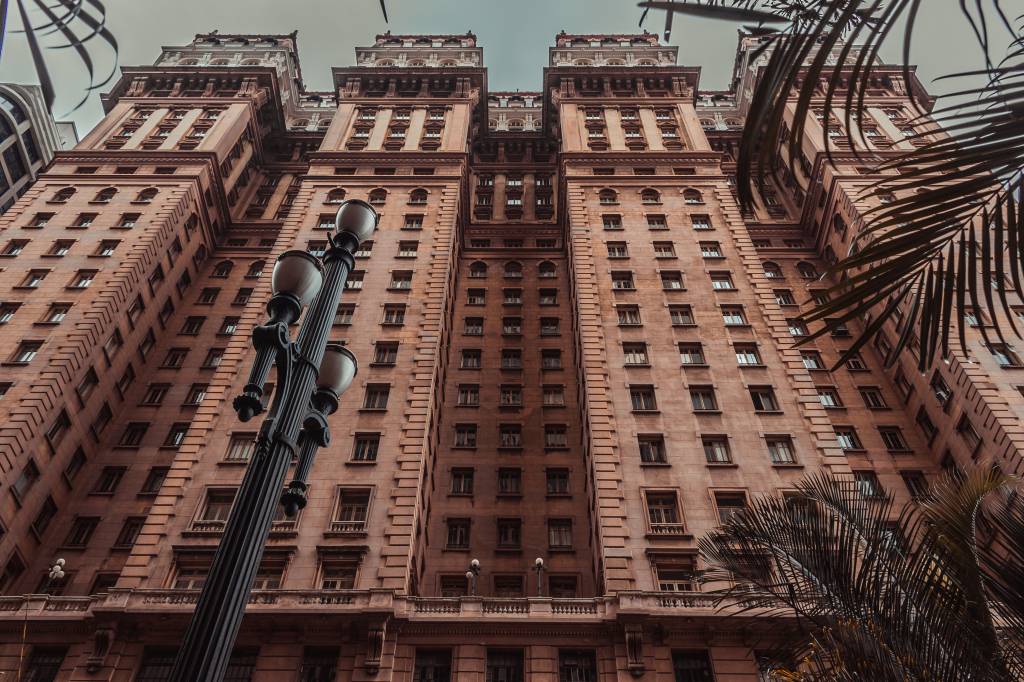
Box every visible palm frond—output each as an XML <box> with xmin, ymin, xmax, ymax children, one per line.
<box><xmin>3</xmin><ymin>0</ymin><xmax>119</xmax><ymax>114</ymax></box>
<box><xmin>699</xmin><ymin>469</ymin><xmax>1024</xmax><ymax>680</ymax></box>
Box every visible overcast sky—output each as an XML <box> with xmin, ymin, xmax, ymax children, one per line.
<box><xmin>0</xmin><ymin>0</ymin><xmax>1011</xmax><ymax>136</ymax></box>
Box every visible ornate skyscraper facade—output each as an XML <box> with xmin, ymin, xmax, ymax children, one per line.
<box><xmin>0</xmin><ymin>28</ymin><xmax>1006</xmax><ymax>681</ymax></box>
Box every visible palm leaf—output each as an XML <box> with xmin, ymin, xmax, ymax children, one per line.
<box><xmin>700</xmin><ymin>469</ymin><xmax>1024</xmax><ymax>680</ymax></box>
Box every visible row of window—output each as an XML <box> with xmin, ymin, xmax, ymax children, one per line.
<box><xmin>464</xmin><ymin>287</ymin><xmax>559</xmax><ymax>306</ymax></box>
<box><xmin>601</xmin><ymin>213</ymin><xmax>713</xmax><ymax>231</ymax></box>
<box><xmin>596</xmin><ymin>188</ymin><xmax>703</xmax><ymax>205</ymax></box>
<box><xmin>467</xmin><ymin>260</ymin><xmax>557</xmax><ymax>278</ymax></box>
<box><xmin>2</xmin><ymin>237</ymin><xmax>121</xmax><ymax>258</ymax></box>
<box><xmin>454</xmin><ymin>384</ymin><xmax>566</xmax><ymax>408</ymax></box>
<box><xmin>635</xmin><ymin>433</ymin><xmax>797</xmax><ymax>466</ymax></box>
<box><xmin>458</xmin><ymin>348</ymin><xmax>565</xmax><ymax>370</ymax></box>
<box><xmin>452</xmin><ymin>423</ymin><xmax>569</xmax><ymax>449</ymax></box>
<box><xmin>47</xmin><ymin>186</ymin><xmax>158</xmax><ymax>204</ymax></box>
<box><xmin>447</xmin><ymin>466</ymin><xmax>571</xmax><ymax>496</ymax></box>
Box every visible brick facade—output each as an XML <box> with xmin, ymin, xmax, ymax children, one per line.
<box><xmin>0</xmin><ymin>29</ymin><xmax>1005</xmax><ymax>682</ymax></box>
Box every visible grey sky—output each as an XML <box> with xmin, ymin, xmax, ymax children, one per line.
<box><xmin>0</xmin><ymin>0</ymin><xmax>1014</xmax><ymax>136</ymax></box>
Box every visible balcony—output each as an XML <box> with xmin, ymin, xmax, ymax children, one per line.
<box><xmin>327</xmin><ymin>519</ymin><xmax>367</xmax><ymax>535</ymax></box>
<box><xmin>648</xmin><ymin>522</ymin><xmax>688</xmax><ymax>537</ymax></box>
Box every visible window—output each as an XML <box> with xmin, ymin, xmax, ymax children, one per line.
<box><xmin>495</xmin><ymin>384</ymin><xmax>521</xmax><ymax>407</ymax></box>
<box><xmin>623</xmin><ymin>342</ymin><xmax>649</xmax><ymax>366</ymax></box>
<box><xmin>646</xmin><ymin>492</ymin><xmax>683</xmax><ymax>533</ymax></box>
<box><xmin>503</xmin><ymin>261</ymin><xmax>522</xmax><ymax>279</ymax></box>
<box><xmin>715</xmin><ymin>492</ymin><xmax>747</xmax><ymax>525</ymax></box>
<box><xmin>0</xmin><ymin>303</ymin><xmax>18</xmax><ymax>324</ymax></box>
<box><xmin>750</xmin><ymin>387</ymin><xmax>779</xmax><ymax>412</ymax></box>
<box><xmin>641</xmin><ymin>188</ymin><xmax>661</xmax><ymax>204</ymax></box>
<box><xmin>497</xmin><ymin>468</ymin><xmax>522</xmax><ymax>496</ymax></box>
<box><xmin>219</xmin><ymin>317</ymin><xmax>240</xmax><ymax>335</ymax></box>
<box><xmin>19</xmin><ymin>269</ymin><xmax>47</xmax><ymax>288</ymax></box>
<box><xmin>630</xmin><ymin>385</ymin><xmax>657</xmax><ymax>411</ymax></box>
<box><xmin>700</xmin><ymin>242</ymin><xmax>723</xmax><ymax>258</ymax></box>
<box><xmin>767</xmin><ymin>436</ymin><xmax>796</xmax><ymax>464</ymax></box>
<box><xmin>11</xmin><ymin>341</ymin><xmax>41</xmax><ymax>363</ymax></box>
<box><xmin>685</xmin><ymin>385</ymin><xmax>717</xmax><ymax>412</ymax></box>
<box><xmin>91</xmin><ymin>466</ymin><xmax>125</xmax><ymax>495</ymax></box>
<box><xmin>541</xmin><ymin>349</ymin><xmax>562</xmax><ymax>369</ymax></box>
<box><xmin>722</xmin><ymin>306</ymin><xmax>747</xmax><ymax>326</ymax></box>
<box><xmin>695</xmin><ymin>434</ymin><xmax>730</xmax><ymax>464</ymax></box>
<box><xmin>446</xmin><ymin>519</ymin><xmax>470</xmax><ymax>549</ymax></box>
<box><xmin>678</xmin><ymin>343</ymin><xmax>706</xmax><ymax>365</ymax></box>
<box><xmin>362</xmin><ymin>384</ymin><xmax>390</xmax><ymax>410</ymax></box>
<box><xmin>691</xmin><ymin>214</ymin><xmax>712</xmax><ymax>231</ymax></box>
<box><xmin>797</xmin><ymin>262</ymin><xmax>818</xmax><ymax>279</ymax></box>
<box><xmin>469</xmin><ymin>261</ymin><xmax>487</xmax><ymax>278</ymax></box>
<box><xmin>542</xmin><ymin>519</ymin><xmax>572</xmax><ymax>551</ymax></box>
<box><xmin>462</xmin><ymin>349</ymin><xmax>482</xmax><ymax>369</ymax></box>
<box><xmin>457</xmin><ymin>384</ymin><xmax>480</xmax><ymax>407</ymax></box>
<box><xmin>617</xmin><ymin>305</ymin><xmax>642</xmax><ymax>326</ymax></box>
<box><xmin>991</xmin><ymin>344</ymin><xmax>1023</xmax><ymax>367</ymax></box>
<box><xmin>496</xmin><ymin>518</ymin><xmax>522</xmax><ymax>549</ymax></box>
<box><xmin>119</xmin><ymin>422</ymin><xmax>149</xmax><ymax>447</ymax></box>
<box><xmin>486</xmin><ymin>650</ymin><xmax>523</xmax><ymax>682</ymax></box>
<box><xmin>70</xmin><ymin>269</ymin><xmax>96</xmax><ymax>289</ymax></box>
<box><xmin>70</xmin><ymin>212</ymin><xmax>97</xmax><ymax>228</ymax></box>
<box><xmin>854</xmin><ymin>471</ymin><xmax>884</xmax><ymax>499</ymax></box>
<box><xmin>817</xmin><ymin>386</ymin><xmax>843</xmax><ymax>408</ymax></box>
<box><xmin>654</xmin><ymin>241</ymin><xmax>677</xmax><ymax>258</ymax></box>
<box><xmin>332</xmin><ymin>489</ymin><xmax>370</xmax><ymax>533</ymax></box>
<box><xmin>503</xmin><ymin>317</ymin><xmax>523</xmax><ymax>335</ymax></box>
<box><xmin>450</xmin><ymin>468</ymin><xmax>474</xmax><ymax>496</ymax></box>
<box><xmin>607</xmin><ymin>241</ymin><xmax>629</xmax><ymax>258</ymax></box>
<box><xmin>683</xmin><ymin>189</ymin><xmax>704</xmax><ymax>205</ymax></box>
<box><xmin>31</xmin><ymin>497</ymin><xmax>58</xmax><ymax>538</ymax></box>
<box><xmin>549</xmin><ymin>576</ymin><xmax>578</xmax><ymax>598</ymax></box>
<box><xmin>845</xmin><ymin>352</ymin><xmax>867</xmax><ymax>371</ymax></box>
<box><xmin>654</xmin><ymin>558</ymin><xmax>696</xmax><ymax>593</ymax></box>
<box><xmin>184</xmin><ymin>384</ymin><xmax>208</xmax><ymax>406</ymax></box>
<box><xmin>602</xmin><ymin>215</ymin><xmax>623</xmax><ymax>230</ymax></box>
<box><xmin>543</xmin><ymin>385</ymin><xmax>565</xmax><ymax>407</ymax></box>
<box><xmin>12</xmin><ymin>460</ymin><xmax>40</xmax><ymax>501</ymax></box>
<box><xmin>661</xmin><ymin>271</ymin><xmax>685</xmax><ymax>290</ymax></box>
<box><xmin>319</xmin><ymin>554</ymin><xmax>359</xmax><ymax>590</ymax></box>
<box><xmin>539</xmin><ymin>261</ymin><xmax>557</xmax><ymax>278</ymax></box>
<box><xmin>373</xmin><ymin>342</ymin><xmax>398</xmax><ymax>366</ymax></box>
<box><xmin>454</xmin><ymin>424</ymin><xmax>477</xmax><ymax>448</ymax></box>
<box><xmin>709</xmin><ymin>272</ymin><xmax>734</xmax><ymax>290</ymax></box>
<box><xmin>901</xmin><ymin>471</ymin><xmax>929</xmax><ymax>500</ymax></box>
<box><xmin>735</xmin><ymin>344</ymin><xmax>762</xmax><ymax>366</ymax></box>
<box><xmin>382</xmin><ymin>304</ymin><xmax>406</xmax><ymax>325</ymax></box>
<box><xmin>788</xmin><ymin>318</ymin><xmax>809</xmax><ymax>337</ymax></box>
<box><xmin>1</xmin><ymin>239</ymin><xmax>27</xmax><ymax>256</ymax></box>
<box><xmin>672</xmin><ymin>651</ymin><xmax>714</xmax><ymax>682</ymax></box>
<box><xmin>413</xmin><ymin>649</ymin><xmax>452</xmax><ymax>682</ymax></box>
<box><xmin>598</xmin><ymin>189</ymin><xmax>618</xmax><ymax>205</ymax></box>
<box><xmin>835</xmin><ymin>427</ymin><xmax>862</xmax><ymax>450</ymax></box>
<box><xmin>957</xmin><ymin>414</ymin><xmax>982</xmax><ymax>452</ymax></box>
<box><xmin>539</xmin><ymin>289</ymin><xmax>558</xmax><ymax>306</ymax></box>
<box><xmin>300</xmin><ymin>648</ymin><xmax>341</xmax><ymax>682</ymax></box>
<box><xmin>545</xmin><ymin>424</ymin><xmax>568</xmax><ymax>448</ymax></box>
<box><xmin>64</xmin><ymin>516</ymin><xmax>100</xmax><ymax>547</ymax></box>
<box><xmin>860</xmin><ymin>387</ymin><xmax>888</xmax><ymax>409</ymax></box>
<box><xmin>22</xmin><ymin>648</ymin><xmax>67</xmax><ymax>681</ymax></box>
<box><xmin>546</xmin><ymin>468</ymin><xmax>570</xmax><ymax>495</ymax></box>
<box><xmin>503</xmin><ymin>288</ymin><xmax>523</xmax><ymax>305</ymax></box>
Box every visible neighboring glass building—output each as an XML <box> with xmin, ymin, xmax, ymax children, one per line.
<box><xmin>0</xmin><ymin>84</ymin><xmax>78</xmax><ymax>213</ymax></box>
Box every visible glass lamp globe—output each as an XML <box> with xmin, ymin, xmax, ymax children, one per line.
<box><xmin>272</xmin><ymin>250</ymin><xmax>324</xmax><ymax>307</ymax></box>
<box><xmin>318</xmin><ymin>344</ymin><xmax>358</xmax><ymax>396</ymax></box>
<box><xmin>334</xmin><ymin>199</ymin><xmax>379</xmax><ymax>243</ymax></box>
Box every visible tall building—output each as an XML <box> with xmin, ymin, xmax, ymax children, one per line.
<box><xmin>0</xmin><ymin>84</ymin><xmax>78</xmax><ymax>214</ymax></box>
<box><xmin>0</xmin><ymin>27</ymin><xmax>1008</xmax><ymax>681</ymax></box>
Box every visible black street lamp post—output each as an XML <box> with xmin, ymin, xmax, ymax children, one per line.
<box><xmin>169</xmin><ymin>199</ymin><xmax>378</xmax><ymax>682</ymax></box>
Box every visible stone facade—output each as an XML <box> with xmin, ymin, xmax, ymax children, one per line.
<box><xmin>0</xmin><ymin>28</ymin><xmax>1005</xmax><ymax>682</ymax></box>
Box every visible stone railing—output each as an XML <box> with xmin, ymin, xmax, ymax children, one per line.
<box><xmin>0</xmin><ymin>590</ymin><xmax>733</xmax><ymax>622</ymax></box>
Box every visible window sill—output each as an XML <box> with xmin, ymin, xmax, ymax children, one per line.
<box><xmin>725</xmin><ymin>324</ymin><xmax>753</xmax><ymax>329</ymax></box>
<box><xmin>494</xmin><ymin>547</ymin><xmax>523</xmax><ymax>554</ymax></box>
<box><xmin>754</xmin><ymin>410</ymin><xmax>784</xmax><ymax>415</ymax></box>
<box><xmin>33</xmin><ymin>322</ymin><xmax>61</xmax><ymax>327</ymax></box>
<box><xmin>640</xmin><ymin>461</ymin><xmax>671</xmax><ymax>467</ymax></box>
<box><xmin>448</xmin><ymin>492</ymin><xmax>474</xmax><ymax>498</ymax></box>
<box><xmin>886</xmin><ymin>448</ymin><xmax>914</xmax><ymax>455</ymax></box>
<box><xmin>706</xmin><ymin>462</ymin><xmax>738</xmax><ymax>468</ymax></box>
<box><xmin>822</xmin><ymin>405</ymin><xmax>847</xmax><ymax>411</ymax></box>
<box><xmin>1</xmin><ymin>361</ymin><xmax>30</xmax><ymax>367</ymax></box>
<box><xmin>681</xmin><ymin>363</ymin><xmax>710</xmax><ymax>369</ymax></box>
<box><xmin>542</xmin><ymin>404</ymin><xmax>566</xmax><ymax>409</ymax></box>
<box><xmin>323</xmin><ymin>530</ymin><xmax>369</xmax><ymax>539</ymax></box>
<box><xmin>644</xmin><ymin>532</ymin><xmax>694</xmax><ymax>540</ymax></box>
<box><xmin>544</xmin><ymin>446</ymin><xmax>570</xmax><ymax>452</ymax></box>
<box><xmin>625</xmin><ymin>363</ymin><xmax>651</xmax><ymax>369</ymax></box>
<box><xmin>771</xmin><ymin>463</ymin><xmax>804</xmax><ymax>469</ymax></box>
<box><xmin>738</xmin><ymin>364</ymin><xmax>768</xmax><ymax>369</ymax></box>
<box><xmin>345</xmin><ymin>460</ymin><xmax>377</xmax><ymax>466</ymax></box>
<box><xmin>693</xmin><ymin>410</ymin><xmax>723</xmax><ymax>415</ymax></box>
<box><xmin>456</xmin><ymin>403</ymin><xmax>480</xmax><ymax>409</ymax></box>
<box><xmin>358</xmin><ymin>408</ymin><xmax>389</xmax><ymax>413</ymax></box>
<box><xmin>548</xmin><ymin>547</ymin><xmax>576</xmax><ymax>554</ymax></box>
<box><xmin>866</xmin><ymin>406</ymin><xmax>892</xmax><ymax>411</ymax></box>
<box><xmin>496</xmin><ymin>492</ymin><xmax>523</xmax><ymax>499</ymax></box>
<box><xmin>841</xmin><ymin>448</ymin><xmax>868</xmax><ymax>454</ymax></box>
<box><xmin>451</xmin><ymin>445</ymin><xmax>477</xmax><ymax>451</ymax></box>
<box><xmin>497</xmin><ymin>446</ymin><xmax>523</xmax><ymax>452</ymax></box>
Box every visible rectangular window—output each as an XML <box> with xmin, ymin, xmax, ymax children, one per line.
<box><xmin>11</xmin><ymin>340</ymin><xmax>41</xmax><ymax>363</ymax></box>
<box><xmin>638</xmin><ymin>434</ymin><xmax>667</xmax><ymax>464</ymax></box>
<box><xmin>457</xmin><ymin>384</ymin><xmax>480</xmax><ymax>406</ymax></box>
<box><xmin>750</xmin><ymin>387</ymin><xmax>779</xmax><ymax>412</ymax></box>
<box><xmin>767</xmin><ymin>436</ymin><xmax>796</xmax><ymax>464</ymax></box>
<box><xmin>413</xmin><ymin>650</ymin><xmax>452</xmax><ymax>682</ymax></box>
<box><xmin>714</xmin><ymin>492</ymin><xmax>747</xmax><ymax>525</ymax></box>
<box><xmin>661</xmin><ymin>271</ymin><xmax>685</xmax><ymax>290</ymax></box>
<box><xmin>546</xmin><ymin>468</ymin><xmax>570</xmax><ymax>496</ymax></box>
<box><xmin>646</xmin><ymin>492</ymin><xmax>683</xmax><ymax>534</ymax></box>
<box><xmin>373</xmin><ymin>342</ymin><xmax>398</xmax><ymax>365</ymax></box>
<box><xmin>630</xmin><ymin>385</ymin><xmax>657</xmax><ymax>411</ymax></box>
<box><xmin>901</xmin><ymin>471</ymin><xmax>929</xmax><ymax>500</ymax></box>
<box><xmin>710</xmin><ymin>272</ymin><xmax>734</xmax><ymax>290</ymax></box>
<box><xmin>544</xmin><ymin>424</ymin><xmax>568</xmax><ymax>448</ymax></box>
<box><xmin>735</xmin><ymin>344</ymin><xmax>762</xmax><ymax>366</ymax></box>
<box><xmin>450</xmin><ymin>468</ymin><xmax>474</xmax><ymax>495</ymax></box>
<box><xmin>654</xmin><ymin>241</ymin><xmax>676</xmax><ymax>258</ymax></box>
<box><xmin>602</xmin><ymin>215</ymin><xmax>622</xmax><ymax>231</ymax></box>
<box><xmin>446</xmin><ymin>519</ymin><xmax>470</xmax><ymax>549</ymax></box>
<box><xmin>225</xmin><ymin>433</ymin><xmax>257</xmax><ymax>462</ymax></box>
<box><xmin>678</xmin><ymin>343</ymin><xmax>706</xmax><ymax>365</ymax></box>
<box><xmin>184</xmin><ymin>384</ymin><xmax>207</xmax><ymax>406</ymax></box>
<box><xmin>497</xmin><ymin>468</ymin><xmax>522</xmax><ymax>496</ymax></box>
<box><xmin>382</xmin><ymin>304</ymin><xmax>406</xmax><ymax>325</ymax></box>
<box><xmin>702</xmin><ymin>436</ymin><xmax>731</xmax><ymax>464</ymax></box>
<box><xmin>835</xmin><ymin>427</ymin><xmax>862</xmax><ymax>450</ymax></box>
<box><xmin>497</xmin><ymin>518</ymin><xmax>522</xmax><ymax>548</ymax></box>
<box><xmin>461</xmin><ymin>349</ymin><xmax>482</xmax><ymax>369</ymax></box>
<box><xmin>722</xmin><ymin>306</ymin><xmax>747</xmax><ymax>326</ymax></box>
<box><xmin>543</xmin><ymin>385</ymin><xmax>565</xmax><ymax>407</ymax></box>
<box><xmin>454</xmin><ymin>424</ymin><xmax>477</xmax><ymax>448</ymax></box>
<box><xmin>860</xmin><ymin>387</ymin><xmax>888</xmax><ymax>409</ymax></box>
<box><xmin>879</xmin><ymin>427</ymin><xmax>910</xmax><ymax>452</ymax></box>
<box><xmin>669</xmin><ymin>305</ymin><xmax>695</xmax><ymax>326</ymax></box>
<box><xmin>672</xmin><ymin>651</ymin><xmax>714</xmax><ymax>682</ymax></box>
<box><xmin>690</xmin><ymin>386</ymin><xmax>718</xmax><ymax>411</ymax></box>
<box><xmin>623</xmin><ymin>342</ymin><xmax>649</xmax><ymax>366</ymax></box>
<box><xmin>607</xmin><ymin>241</ymin><xmax>629</xmax><ymax>258</ymax></box>
<box><xmin>352</xmin><ymin>433</ymin><xmax>380</xmax><ymax>462</ymax></box>
<box><xmin>334</xmin><ymin>304</ymin><xmax>355</xmax><ymax>326</ymax></box>
<box><xmin>611</xmin><ymin>271</ymin><xmax>634</xmax><ymax>290</ymax></box>
<box><xmin>617</xmin><ymin>305</ymin><xmax>642</xmax><ymax>326</ymax></box>
<box><xmin>817</xmin><ymin>386</ymin><xmax>843</xmax><ymax>408</ymax></box>
<box><xmin>541</xmin><ymin>349</ymin><xmax>562</xmax><ymax>369</ymax></box>
<box><xmin>332</xmin><ymin>489</ymin><xmax>370</xmax><ymax>532</ymax></box>
<box><xmin>854</xmin><ymin>470</ymin><xmax>884</xmax><ymax>499</ymax></box>
<box><xmin>362</xmin><ymin>384</ymin><xmax>390</xmax><ymax>410</ymax></box>
<box><xmin>655</xmin><ymin>558</ymin><xmax>696</xmax><ymax>592</ymax></box>
<box><xmin>775</xmin><ymin>289</ymin><xmax>796</xmax><ymax>306</ymax></box>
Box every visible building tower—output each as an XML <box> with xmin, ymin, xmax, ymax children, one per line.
<box><xmin>0</xmin><ymin>27</ymin><xmax>1008</xmax><ymax>682</ymax></box>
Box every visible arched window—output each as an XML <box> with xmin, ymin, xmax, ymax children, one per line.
<box><xmin>637</xmin><ymin>59</ymin><xmax>656</xmax><ymax>66</ymax></box>
<box><xmin>178</xmin><ymin>58</ymin><xmax>199</xmax><ymax>66</ymax></box>
<box><xmin>640</xmin><ymin>188</ymin><xmax>661</xmax><ymax>205</ymax></box>
<box><xmin>93</xmin><ymin>187</ymin><xmax>117</xmax><ymax>203</ymax></box>
<box><xmin>51</xmin><ymin>187</ymin><xmax>75</xmax><ymax>203</ymax></box>
<box><xmin>606</xmin><ymin>58</ymin><xmax>625</xmax><ymax>66</ymax></box>
<box><xmin>376</xmin><ymin>59</ymin><xmax>395</xmax><ymax>66</ymax></box>
<box><xmin>408</xmin><ymin>60</ymin><xmax>426</xmax><ymax>67</ymax></box>
<box><xmin>469</xmin><ymin>261</ymin><xmax>487</xmax><ymax>278</ymax></box>
<box><xmin>797</xmin><ymin>262</ymin><xmax>819</xmax><ymax>280</ymax></box>
<box><xmin>439</xmin><ymin>60</ymin><xmax>457</xmax><ymax>67</ymax></box>
<box><xmin>240</xmin><ymin>58</ymin><xmax>262</xmax><ymax>66</ymax></box>
<box><xmin>368</xmin><ymin>189</ymin><xmax>387</xmax><ymax>205</ymax></box>
<box><xmin>507</xmin><ymin>119</ymin><xmax>524</xmax><ymax>130</ymax></box>
<box><xmin>573</xmin><ymin>59</ymin><xmax>593</xmax><ymax>66</ymax></box>
<box><xmin>318</xmin><ymin>119</ymin><xmax>332</xmax><ymax>129</ymax></box>
<box><xmin>290</xmin><ymin>119</ymin><xmax>309</xmax><ymax>131</ymax></box>
<box><xmin>598</xmin><ymin>189</ymin><xmax>618</xmax><ymax>205</ymax></box>
<box><xmin>539</xmin><ymin>261</ymin><xmax>556</xmax><ymax>278</ymax></box>
<box><xmin>683</xmin><ymin>189</ymin><xmax>704</xmax><ymax>205</ymax></box>
<box><xmin>409</xmin><ymin>188</ymin><xmax>428</xmax><ymax>205</ymax></box>
<box><xmin>209</xmin><ymin>58</ymin><xmax>230</xmax><ymax>66</ymax></box>
<box><xmin>504</xmin><ymin>261</ymin><xmax>523</xmax><ymax>279</ymax></box>
<box><xmin>135</xmin><ymin>187</ymin><xmax>158</xmax><ymax>203</ymax></box>
<box><xmin>246</xmin><ymin>260</ymin><xmax>265</xmax><ymax>279</ymax></box>
<box><xmin>763</xmin><ymin>262</ymin><xmax>783</xmax><ymax>279</ymax></box>
<box><xmin>193</xmin><ymin>244</ymin><xmax>208</xmax><ymax>265</ymax></box>
<box><xmin>325</xmin><ymin>188</ymin><xmax>346</xmax><ymax>204</ymax></box>
<box><xmin>212</xmin><ymin>260</ymin><xmax>234</xmax><ymax>278</ymax></box>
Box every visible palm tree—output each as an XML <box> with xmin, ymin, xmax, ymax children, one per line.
<box><xmin>698</xmin><ymin>468</ymin><xmax>1024</xmax><ymax>680</ymax></box>
<box><xmin>0</xmin><ymin>1</ymin><xmax>391</xmax><ymax>115</ymax></box>
<box><xmin>639</xmin><ymin>0</ymin><xmax>1024</xmax><ymax>371</ymax></box>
